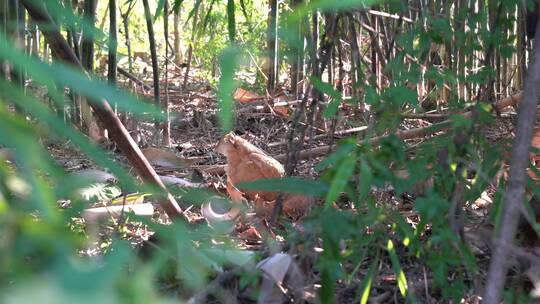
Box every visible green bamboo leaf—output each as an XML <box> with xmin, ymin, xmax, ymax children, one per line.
<box><xmin>310</xmin><ymin>76</ymin><xmax>342</xmax><ymax>118</ymax></box>
<box><xmin>358</xmin><ymin>253</ymin><xmax>379</xmax><ymax>304</ymax></box>
<box><xmin>198</xmin><ymin>0</ymin><xmax>217</xmax><ymax>39</ymax></box>
<box><xmin>38</xmin><ymin>0</ymin><xmax>105</xmax><ymax>42</ymax></box>
<box><xmin>217</xmin><ymin>46</ymin><xmax>240</xmax><ymax>133</ymax></box>
<box><xmin>389</xmin><ymin>212</ymin><xmax>416</xmax><ymax>248</ymax></box>
<box><xmin>172</xmin><ymin>0</ymin><xmax>184</xmax><ymax>13</ymax></box>
<box><xmin>154</xmin><ymin>0</ymin><xmax>166</xmax><ymax>20</ymax></box>
<box><xmin>316</xmin><ymin>138</ymin><xmax>356</xmax><ymax>171</ymax></box>
<box><xmin>238</xmin><ymin>178</ymin><xmax>328</xmax><ymax>197</ymax></box>
<box><xmin>0</xmin><ymin>35</ymin><xmax>160</xmax><ymax>118</ymax></box>
<box><xmin>0</xmin><ymin>110</ymin><xmax>59</xmax><ymax>221</ymax></box>
<box><xmin>186</xmin><ymin>0</ymin><xmax>202</xmax><ymax>24</ymax></box>
<box><xmin>358</xmin><ymin>158</ymin><xmax>372</xmax><ymax>201</ymax></box>
<box><xmin>53</xmin><ymin>241</ymin><xmax>133</xmax><ymax>291</ymax></box>
<box><xmin>289</xmin><ymin>0</ymin><xmax>378</xmax><ymax>23</ymax></box>
<box><xmin>325</xmin><ymin>150</ymin><xmax>357</xmax><ymax>207</ymax></box>
<box><xmin>309</xmin><ymin>0</ymin><xmax>378</xmax><ymax>11</ymax></box>
<box><xmin>387</xmin><ymin>239</ymin><xmax>408</xmax><ymax>298</ymax></box>
<box><xmin>239</xmin><ymin>0</ymin><xmax>251</xmax><ymax>26</ymax></box>
<box><xmin>0</xmin><ymin>81</ymin><xmax>137</xmax><ymax>190</ymax></box>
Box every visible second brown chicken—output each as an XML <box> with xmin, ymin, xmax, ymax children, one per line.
<box><xmin>216</xmin><ymin>132</ymin><xmax>285</xmax><ymax>201</ymax></box>
<box><xmin>215</xmin><ymin>132</ymin><xmax>312</xmax><ymax>219</ymax></box>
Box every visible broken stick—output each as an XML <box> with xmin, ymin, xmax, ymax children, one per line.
<box><xmin>22</xmin><ymin>0</ymin><xmax>186</xmax><ymax>220</ymax></box>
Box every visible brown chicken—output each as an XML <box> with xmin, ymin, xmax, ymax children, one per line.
<box><xmin>503</xmin><ymin>127</ymin><xmax>540</xmax><ymax>184</ymax></box>
<box><xmin>205</xmin><ymin>132</ymin><xmax>313</xmax><ymax>222</ymax></box>
<box><xmin>254</xmin><ymin>194</ymin><xmax>313</xmax><ymax>221</ymax></box>
<box><xmin>527</xmin><ymin>127</ymin><xmax>540</xmax><ymax>183</ymax></box>
<box><xmin>500</xmin><ymin>127</ymin><xmax>540</xmax><ymax>247</ymax></box>
<box><xmin>216</xmin><ymin>132</ymin><xmax>285</xmax><ymax>201</ymax></box>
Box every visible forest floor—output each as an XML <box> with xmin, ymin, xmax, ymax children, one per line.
<box><xmin>46</xmin><ymin>66</ymin><xmax>531</xmax><ymax>303</ymax></box>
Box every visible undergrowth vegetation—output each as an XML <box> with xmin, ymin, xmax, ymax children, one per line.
<box><xmin>0</xmin><ymin>0</ymin><xmax>537</xmax><ymax>303</ymax></box>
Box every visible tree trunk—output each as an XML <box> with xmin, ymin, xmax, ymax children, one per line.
<box><xmin>337</xmin><ymin>37</ymin><xmax>344</xmax><ymax>95</ymax></box>
<box><xmin>289</xmin><ymin>0</ymin><xmax>303</xmax><ymax>98</ymax></box>
<box><xmin>8</xmin><ymin>0</ymin><xmax>25</xmax><ymax>89</ymax></box>
<box><xmin>26</xmin><ymin>17</ymin><xmax>34</xmax><ymax>55</ymax></box>
<box><xmin>120</xmin><ymin>2</ymin><xmax>134</xmax><ymax>74</ymax></box>
<box><xmin>483</xmin><ymin>13</ymin><xmax>540</xmax><ymax>304</ymax></box>
<box><xmin>80</xmin><ymin>0</ymin><xmax>102</xmax><ymax>140</ymax></box>
<box><xmin>182</xmin><ymin>5</ymin><xmax>198</xmax><ymax>90</ymax></box>
<box><xmin>64</xmin><ymin>0</ymin><xmax>80</xmax><ymax>123</ymax></box>
<box><xmin>348</xmin><ymin>14</ymin><xmax>362</xmax><ymax>103</ymax></box>
<box><xmin>162</xmin><ymin>0</ymin><xmax>171</xmax><ymax>146</ymax></box>
<box><xmin>311</xmin><ymin>10</ymin><xmax>319</xmax><ymax>84</ymax></box>
<box><xmin>81</xmin><ymin>0</ymin><xmax>96</xmax><ymax>71</ymax></box>
<box><xmin>328</xmin><ymin>45</ymin><xmax>334</xmax><ymax>86</ymax></box>
<box><xmin>173</xmin><ymin>7</ymin><xmax>183</xmax><ymax>66</ymax></box>
<box><xmin>43</xmin><ymin>39</ymin><xmax>49</xmax><ymax>62</ymax></box>
<box><xmin>374</xmin><ymin>15</ymin><xmax>382</xmax><ymax>91</ymax></box>
<box><xmin>65</xmin><ymin>0</ymin><xmax>77</xmax><ymax>58</ymax></box>
<box><xmin>456</xmin><ymin>0</ymin><xmax>465</xmax><ymax>99</ymax></box>
<box><xmin>108</xmin><ymin>0</ymin><xmax>117</xmax><ymax>85</ymax></box>
<box><xmin>16</xmin><ymin>0</ymin><xmax>25</xmax><ymax>86</ymax></box>
<box><xmin>518</xmin><ymin>3</ymin><xmax>526</xmax><ymax>89</ymax></box>
<box><xmin>0</xmin><ymin>0</ymin><xmax>7</xmax><ymax>80</ymax></box>
<box><xmin>266</xmin><ymin>0</ymin><xmax>278</xmax><ymax>93</ymax></box>
<box><xmin>142</xmin><ymin>0</ymin><xmax>161</xmax><ymax>130</ymax></box>
<box><xmin>98</xmin><ymin>1</ymin><xmax>108</xmax><ymax>31</ymax></box>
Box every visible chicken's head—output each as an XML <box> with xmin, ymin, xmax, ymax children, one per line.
<box><xmin>215</xmin><ymin>132</ymin><xmax>238</xmax><ymax>156</ymax></box>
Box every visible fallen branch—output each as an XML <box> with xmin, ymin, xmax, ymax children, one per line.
<box><xmin>401</xmin><ymin>113</ymin><xmax>450</xmax><ymax>120</ymax></box>
<box><xmin>267</xmin><ymin>126</ymin><xmax>368</xmax><ymax>148</ymax></box>
<box><xmin>236</xmin><ymin>99</ymin><xmax>304</xmax><ymax>114</ymax></box>
<box><xmin>276</xmin><ymin>92</ymin><xmax>522</xmax><ymax>161</ymax></box>
<box><xmin>367</xmin><ymin>9</ymin><xmax>413</xmax><ymax>23</ymax></box>
<box><xmin>22</xmin><ymin>0</ymin><xmax>186</xmax><ymax>220</ymax></box>
<box><xmin>83</xmin><ymin>203</ymin><xmax>154</xmax><ymax>222</ymax></box>
<box><xmin>201</xmin><ymin>92</ymin><xmax>522</xmax><ymax>176</ymax></box>
<box><xmin>117</xmin><ymin>66</ymin><xmax>151</xmax><ymax>91</ymax></box>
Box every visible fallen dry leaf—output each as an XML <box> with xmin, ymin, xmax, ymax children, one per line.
<box><xmin>142</xmin><ymin>147</ymin><xmax>194</xmax><ymax>169</ymax></box>
<box><xmin>233</xmin><ymin>88</ymin><xmax>264</xmax><ymax>103</ymax></box>
<box><xmin>272</xmin><ymin>105</ymin><xmax>290</xmax><ymax>117</ymax></box>
<box><xmin>237</xmin><ymin>226</ymin><xmax>263</xmax><ymax>241</ymax></box>
<box><xmin>257</xmin><ymin>253</ymin><xmax>305</xmax><ymax>303</ymax></box>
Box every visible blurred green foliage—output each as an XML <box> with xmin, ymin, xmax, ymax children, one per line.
<box><xmin>0</xmin><ymin>0</ymin><xmax>535</xmax><ymax>303</ymax></box>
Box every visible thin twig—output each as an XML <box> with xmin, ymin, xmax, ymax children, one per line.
<box><xmin>367</xmin><ymin>9</ymin><xmax>413</xmax><ymax>23</ymax></box>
